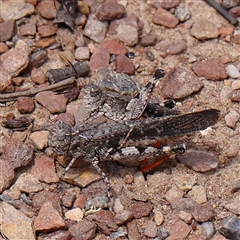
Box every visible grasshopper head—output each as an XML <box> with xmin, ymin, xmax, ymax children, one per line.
<box><xmin>48</xmin><ymin>120</ymin><xmax>72</xmax><ymax>156</ymax></box>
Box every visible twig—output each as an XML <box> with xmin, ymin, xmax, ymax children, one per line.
<box><xmin>204</xmin><ymin>0</ymin><xmax>239</xmax><ymax>26</ymax></box>
<box><xmin>0</xmin><ymin>77</ymin><xmax>76</xmax><ymax>102</ymax></box>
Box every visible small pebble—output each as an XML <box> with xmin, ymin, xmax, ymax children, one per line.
<box><xmin>65</xmin><ymin>208</ymin><xmax>84</xmax><ymax>222</ymax></box>
<box><xmin>226</xmin><ymin>64</ymin><xmax>240</xmax><ymax>78</ymax></box>
<box><xmin>202</xmin><ymin>222</ymin><xmax>215</xmax><ymax>240</ymax></box>
<box><xmin>175</xmin><ymin>7</ymin><xmax>191</xmax><ymax>22</ymax></box>
<box><xmin>224</xmin><ymin>109</ymin><xmax>239</xmax><ymax>128</ymax></box>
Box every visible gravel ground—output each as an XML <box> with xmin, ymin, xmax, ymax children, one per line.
<box><xmin>0</xmin><ymin>0</ymin><xmax>240</xmax><ymax>239</ymax></box>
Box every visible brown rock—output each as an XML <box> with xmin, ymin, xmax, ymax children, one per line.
<box><xmin>55</xmin><ymin>113</ymin><xmax>75</xmax><ymax>126</ymax></box>
<box><xmin>29</xmin><ymin>130</ymin><xmax>49</xmax><ymax>150</ymax></box>
<box><xmin>75</xmin><ymin>46</ymin><xmax>90</xmax><ymax>61</ymax></box>
<box><xmin>36</xmin><ymin>0</ymin><xmax>60</xmax><ymax>19</ymax></box>
<box><xmin>162</xmin><ymin>66</ymin><xmax>203</xmax><ymax>99</ymax></box>
<box><xmin>144</xmin><ymin>220</ymin><xmax>158</xmax><ymax>238</ymax></box>
<box><xmin>84</xmin><ymin>13</ymin><xmax>109</xmax><ymax>43</ymax></box>
<box><xmin>116</xmin><ymin>24</ymin><xmax>138</xmax><ymax>46</ymax></box>
<box><xmin>192</xmin><ymin>203</ymin><xmax>215</xmax><ymax>222</ymax></box>
<box><xmin>165</xmin><ymin>185</ymin><xmax>184</xmax><ymax>203</ymax></box>
<box><xmin>19</xmin><ymin>17</ymin><xmax>37</xmax><ymax>36</ymax></box>
<box><xmin>0</xmin><ymin>201</ymin><xmax>35</xmax><ymax>240</ymax></box>
<box><xmin>169</xmin><ymin>220</ymin><xmax>191</xmax><ymax>239</ymax></box>
<box><xmin>3</xmin><ymin>138</ymin><xmax>34</xmax><ymax>169</ymax></box>
<box><xmin>14</xmin><ymin>173</ymin><xmax>43</xmax><ymax>193</ymax></box>
<box><xmin>73</xmin><ymin>195</ymin><xmax>87</xmax><ymax>209</ymax></box>
<box><xmin>35</xmin><ymin>91</ymin><xmax>68</xmax><ymax>113</ymax></box>
<box><xmin>1</xmin><ymin>1</ymin><xmax>34</xmax><ymax>21</ymax></box>
<box><xmin>0</xmin><ymin>40</ymin><xmax>29</xmax><ymax>77</ymax></box>
<box><xmin>17</xmin><ymin>97</ymin><xmax>35</xmax><ymax>113</ymax></box>
<box><xmin>0</xmin><ymin>42</ymin><xmax>9</xmax><ymax>53</ymax></box>
<box><xmin>28</xmin><ymin>50</ymin><xmax>48</xmax><ymax>70</ymax></box>
<box><xmin>132</xmin><ymin>202</ymin><xmax>153</xmax><ymax>219</ymax></box>
<box><xmin>95</xmin><ymin>2</ymin><xmax>126</xmax><ymax>21</ymax></box>
<box><xmin>127</xmin><ymin>220</ymin><xmax>141</xmax><ymax>240</ymax></box>
<box><xmin>12</xmin><ymin>77</ymin><xmax>24</xmax><ymax>86</ymax></box>
<box><xmin>0</xmin><ymin>19</ymin><xmax>15</xmax><ymax>42</ymax></box>
<box><xmin>229</xmin><ymin>6</ymin><xmax>240</xmax><ymax>17</ymax></box>
<box><xmin>229</xmin><ymin>90</ymin><xmax>240</xmax><ymax>101</ymax></box>
<box><xmin>177</xmin><ymin>149</ymin><xmax>219</xmax><ymax>172</ymax></box>
<box><xmin>101</xmin><ymin>40</ymin><xmax>128</xmax><ymax>55</ymax></box>
<box><xmin>191</xmin><ymin>20</ymin><xmax>219</xmax><ymax>40</ymax></box>
<box><xmin>192</xmin><ymin>59</ymin><xmax>228</xmax><ymax>81</ymax></box>
<box><xmin>35</xmin><ymin>38</ymin><xmax>56</xmax><ymax>48</ymax></box>
<box><xmin>31</xmin><ymin>67</ymin><xmax>46</xmax><ymax>84</ymax></box>
<box><xmin>69</xmin><ymin>220</ymin><xmax>97</xmax><ymax>240</ymax></box>
<box><xmin>32</xmin><ymin>190</ymin><xmax>61</xmax><ymax>213</ymax></box>
<box><xmin>152</xmin><ymin>8</ymin><xmax>179</xmax><ymax>28</ymax></box>
<box><xmin>152</xmin><ymin>0</ymin><xmax>180</xmax><ymax>9</ymax></box>
<box><xmin>38</xmin><ymin>22</ymin><xmax>58</xmax><ymax>37</ymax></box>
<box><xmin>34</xmin><ymin>201</ymin><xmax>65</xmax><ymax>232</ymax></box>
<box><xmin>115</xmin><ymin>54</ymin><xmax>135</xmax><ymax>75</ymax></box>
<box><xmin>31</xmin><ymin>155</ymin><xmax>59</xmax><ymax>183</ymax></box>
<box><xmin>87</xmin><ymin>210</ymin><xmax>118</xmax><ymax>235</ymax></box>
<box><xmin>89</xmin><ymin>47</ymin><xmax>110</xmax><ymax>72</ymax></box>
<box><xmin>114</xmin><ymin>210</ymin><xmax>133</xmax><ymax>225</ymax></box>
<box><xmin>140</xmin><ymin>34</ymin><xmax>157</xmax><ymax>46</ymax></box>
<box><xmin>0</xmin><ymin>159</ymin><xmax>15</xmax><ymax>193</ymax></box>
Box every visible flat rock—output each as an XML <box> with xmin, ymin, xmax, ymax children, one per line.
<box><xmin>152</xmin><ymin>7</ymin><xmax>179</xmax><ymax>28</ymax></box>
<box><xmin>101</xmin><ymin>39</ymin><xmax>128</xmax><ymax>55</ymax></box>
<box><xmin>35</xmin><ymin>91</ymin><xmax>68</xmax><ymax>113</ymax></box>
<box><xmin>86</xmin><ymin>210</ymin><xmax>118</xmax><ymax>235</ymax></box>
<box><xmin>75</xmin><ymin>46</ymin><xmax>90</xmax><ymax>60</ymax></box>
<box><xmin>116</xmin><ymin>24</ymin><xmax>138</xmax><ymax>46</ymax></box>
<box><xmin>65</xmin><ymin>208</ymin><xmax>84</xmax><ymax>222</ymax></box>
<box><xmin>225</xmin><ymin>109</ymin><xmax>240</xmax><ymax>128</ymax></box>
<box><xmin>177</xmin><ymin>149</ymin><xmax>219</xmax><ymax>172</ymax></box>
<box><xmin>38</xmin><ymin>22</ymin><xmax>58</xmax><ymax>37</ymax></box>
<box><xmin>224</xmin><ymin>194</ymin><xmax>240</xmax><ymax>214</ymax></box>
<box><xmin>162</xmin><ymin>66</ymin><xmax>203</xmax><ymax>99</ymax></box>
<box><xmin>95</xmin><ymin>2</ymin><xmax>125</xmax><ymax>21</ymax></box>
<box><xmin>140</xmin><ymin>34</ymin><xmax>157</xmax><ymax>46</ymax></box>
<box><xmin>114</xmin><ymin>210</ymin><xmax>133</xmax><ymax>225</ymax></box>
<box><xmin>88</xmin><ymin>46</ymin><xmax>110</xmax><ymax>72</ymax></box>
<box><xmin>229</xmin><ymin>90</ymin><xmax>240</xmax><ymax>101</ymax></box>
<box><xmin>144</xmin><ymin>220</ymin><xmax>158</xmax><ymax>238</ymax></box>
<box><xmin>34</xmin><ymin>201</ymin><xmax>65</xmax><ymax>232</ymax></box>
<box><xmin>132</xmin><ymin>202</ymin><xmax>153</xmax><ymax>219</ymax></box>
<box><xmin>36</xmin><ymin>0</ymin><xmax>60</xmax><ymax>19</ymax></box>
<box><xmin>62</xmin><ymin>166</ymin><xmax>102</xmax><ymax>188</ymax></box>
<box><xmin>192</xmin><ymin>59</ymin><xmax>228</xmax><ymax>81</ymax></box>
<box><xmin>115</xmin><ymin>54</ymin><xmax>135</xmax><ymax>75</ymax></box>
<box><xmin>165</xmin><ymin>185</ymin><xmax>184</xmax><ymax>203</ymax></box>
<box><xmin>168</xmin><ymin>220</ymin><xmax>191</xmax><ymax>239</ymax></box>
<box><xmin>84</xmin><ymin>14</ymin><xmax>109</xmax><ymax>43</ymax></box>
<box><xmin>0</xmin><ymin>201</ymin><xmax>35</xmax><ymax>240</ymax></box>
<box><xmin>19</xmin><ymin>16</ymin><xmax>37</xmax><ymax>36</ymax></box>
<box><xmin>31</xmin><ymin>67</ymin><xmax>46</xmax><ymax>84</ymax></box>
<box><xmin>69</xmin><ymin>219</ymin><xmax>97</xmax><ymax>240</ymax></box>
<box><xmin>29</xmin><ymin>130</ymin><xmax>49</xmax><ymax>150</ymax></box>
<box><xmin>188</xmin><ymin>185</ymin><xmax>207</xmax><ymax>204</ymax></box>
<box><xmin>35</xmin><ymin>38</ymin><xmax>56</xmax><ymax>48</ymax></box>
<box><xmin>0</xmin><ymin>40</ymin><xmax>29</xmax><ymax>77</ymax></box>
<box><xmin>127</xmin><ymin>220</ymin><xmax>141</xmax><ymax>240</ymax></box>
<box><xmin>3</xmin><ymin>138</ymin><xmax>34</xmax><ymax>169</ymax></box>
<box><xmin>14</xmin><ymin>173</ymin><xmax>43</xmax><ymax>193</ymax></box>
<box><xmin>17</xmin><ymin>96</ymin><xmax>35</xmax><ymax>113</ymax></box>
<box><xmin>0</xmin><ymin>0</ymin><xmax>34</xmax><ymax>21</ymax></box>
<box><xmin>191</xmin><ymin>20</ymin><xmax>219</xmax><ymax>40</ymax></box>
<box><xmin>38</xmin><ymin>230</ymin><xmax>71</xmax><ymax>240</ymax></box>
<box><xmin>0</xmin><ymin>19</ymin><xmax>15</xmax><ymax>41</ymax></box>
<box><xmin>0</xmin><ymin>159</ymin><xmax>15</xmax><ymax>193</ymax></box>
<box><xmin>32</xmin><ymin>189</ymin><xmax>61</xmax><ymax>213</ymax></box>
<box><xmin>156</xmin><ymin>39</ymin><xmax>187</xmax><ymax>57</ymax></box>
<box><xmin>31</xmin><ymin>155</ymin><xmax>59</xmax><ymax>183</ymax></box>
